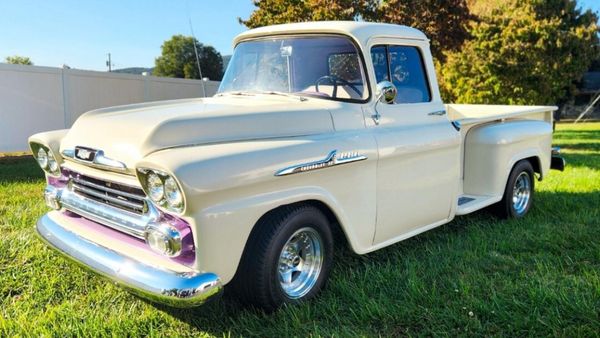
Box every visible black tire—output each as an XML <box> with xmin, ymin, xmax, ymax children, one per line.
<box><xmin>495</xmin><ymin>160</ymin><xmax>535</xmax><ymax>219</ymax></box>
<box><xmin>231</xmin><ymin>204</ymin><xmax>334</xmax><ymax>312</ymax></box>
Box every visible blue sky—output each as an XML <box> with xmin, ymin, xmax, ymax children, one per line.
<box><xmin>0</xmin><ymin>0</ymin><xmax>255</xmax><ymax>70</ymax></box>
<box><xmin>1</xmin><ymin>0</ymin><xmax>599</xmax><ymax>71</ymax></box>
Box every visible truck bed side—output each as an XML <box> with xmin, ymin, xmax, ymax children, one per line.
<box><xmin>445</xmin><ymin>104</ymin><xmax>556</xmax><ymax>125</ymax></box>
<box><xmin>446</xmin><ymin>104</ymin><xmax>557</xmax><ymax>215</ymax></box>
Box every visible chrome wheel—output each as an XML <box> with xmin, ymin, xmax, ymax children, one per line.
<box><xmin>512</xmin><ymin>172</ymin><xmax>531</xmax><ymax>215</ymax></box>
<box><xmin>278</xmin><ymin>227</ymin><xmax>323</xmax><ymax>299</ymax></box>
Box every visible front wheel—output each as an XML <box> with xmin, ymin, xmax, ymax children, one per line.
<box><xmin>231</xmin><ymin>204</ymin><xmax>334</xmax><ymax>311</ymax></box>
<box><xmin>495</xmin><ymin>160</ymin><xmax>535</xmax><ymax>218</ymax></box>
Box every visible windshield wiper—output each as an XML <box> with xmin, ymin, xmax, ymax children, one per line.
<box><xmin>214</xmin><ymin>91</ymin><xmax>257</xmax><ymax>97</ymax></box>
<box><xmin>216</xmin><ymin>90</ymin><xmax>308</xmax><ymax>101</ymax></box>
<box><xmin>256</xmin><ymin>90</ymin><xmax>308</xmax><ymax>101</ymax></box>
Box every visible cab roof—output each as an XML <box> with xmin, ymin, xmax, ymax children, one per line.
<box><xmin>234</xmin><ymin>21</ymin><xmax>428</xmax><ymax>47</ymax></box>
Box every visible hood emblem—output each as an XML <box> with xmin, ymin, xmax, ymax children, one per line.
<box><xmin>75</xmin><ymin>147</ymin><xmax>96</xmax><ymax>162</ymax></box>
<box><xmin>62</xmin><ymin>147</ymin><xmax>127</xmax><ymax>173</ymax></box>
<box><xmin>275</xmin><ymin>150</ymin><xmax>367</xmax><ymax>176</ymax></box>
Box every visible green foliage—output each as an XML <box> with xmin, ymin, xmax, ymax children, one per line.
<box><xmin>372</xmin><ymin>0</ymin><xmax>473</xmax><ymax>61</ymax></box>
<box><xmin>241</xmin><ymin>0</ymin><xmax>472</xmax><ymax>61</ymax></box>
<box><xmin>240</xmin><ymin>0</ymin><xmax>367</xmax><ymax>28</ymax></box>
<box><xmin>154</xmin><ymin>35</ymin><xmax>223</xmax><ymax>81</ymax></box>
<box><xmin>1</xmin><ymin>123</ymin><xmax>599</xmax><ymax>336</ymax></box>
<box><xmin>440</xmin><ymin>0</ymin><xmax>599</xmax><ymax>104</ymax></box>
<box><xmin>242</xmin><ymin>0</ymin><xmax>599</xmax><ymax>105</ymax></box>
<box><xmin>5</xmin><ymin>55</ymin><xmax>33</xmax><ymax>65</ymax></box>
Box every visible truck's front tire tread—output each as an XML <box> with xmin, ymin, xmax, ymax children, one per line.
<box><xmin>231</xmin><ymin>204</ymin><xmax>333</xmax><ymax>312</ymax></box>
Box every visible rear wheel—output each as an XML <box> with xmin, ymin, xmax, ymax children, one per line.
<box><xmin>495</xmin><ymin>160</ymin><xmax>535</xmax><ymax>219</ymax></box>
<box><xmin>231</xmin><ymin>204</ymin><xmax>333</xmax><ymax>311</ymax></box>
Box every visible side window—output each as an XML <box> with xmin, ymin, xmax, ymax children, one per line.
<box><xmin>388</xmin><ymin>46</ymin><xmax>431</xmax><ymax>103</ymax></box>
<box><xmin>370</xmin><ymin>46</ymin><xmax>389</xmax><ymax>83</ymax></box>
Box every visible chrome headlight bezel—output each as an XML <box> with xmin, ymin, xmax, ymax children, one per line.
<box><xmin>137</xmin><ymin>168</ymin><xmax>185</xmax><ymax>214</ymax></box>
<box><xmin>30</xmin><ymin>142</ymin><xmax>61</xmax><ymax>177</ymax></box>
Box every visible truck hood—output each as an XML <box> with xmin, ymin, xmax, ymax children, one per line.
<box><xmin>60</xmin><ymin>95</ymin><xmax>336</xmax><ymax>170</ymax></box>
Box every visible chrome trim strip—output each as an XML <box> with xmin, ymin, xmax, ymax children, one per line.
<box><xmin>59</xmin><ymin>188</ymin><xmax>156</xmax><ymax>239</ymax></box>
<box><xmin>61</xmin><ymin>149</ymin><xmax>75</xmax><ymax>159</ymax></box>
<box><xmin>62</xmin><ymin>148</ymin><xmax>128</xmax><ymax>172</ymax></box>
<box><xmin>428</xmin><ymin>110</ymin><xmax>447</xmax><ymax>116</ymax></box>
<box><xmin>275</xmin><ymin>150</ymin><xmax>367</xmax><ymax>176</ymax></box>
<box><xmin>36</xmin><ymin>213</ymin><xmax>222</xmax><ymax>308</ymax></box>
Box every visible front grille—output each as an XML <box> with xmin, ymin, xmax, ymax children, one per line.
<box><xmin>71</xmin><ymin>173</ymin><xmax>147</xmax><ymax>215</ymax></box>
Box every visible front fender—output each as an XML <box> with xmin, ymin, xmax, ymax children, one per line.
<box><xmin>136</xmin><ymin>134</ymin><xmax>378</xmax><ymax>283</ymax></box>
<box><xmin>28</xmin><ymin>129</ymin><xmax>70</xmax><ymax>166</ymax></box>
<box><xmin>196</xmin><ymin>186</ymin><xmax>359</xmax><ymax>284</ymax></box>
<box><xmin>29</xmin><ymin>129</ymin><xmax>69</xmax><ymax>153</ymax></box>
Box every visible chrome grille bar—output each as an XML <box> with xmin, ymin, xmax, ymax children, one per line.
<box><xmin>72</xmin><ymin>176</ymin><xmax>145</xmax><ymax>202</ymax></box>
<box><xmin>72</xmin><ymin>184</ymin><xmax>145</xmax><ymax>212</ymax></box>
<box><xmin>69</xmin><ymin>173</ymin><xmax>147</xmax><ymax>215</ymax></box>
<box><xmin>60</xmin><ymin>189</ymin><xmax>156</xmax><ymax>239</ymax></box>
<box><xmin>58</xmin><ymin>169</ymin><xmax>157</xmax><ymax>239</ymax></box>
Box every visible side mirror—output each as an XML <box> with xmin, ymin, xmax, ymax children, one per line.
<box><xmin>372</xmin><ymin>81</ymin><xmax>397</xmax><ymax>125</ymax></box>
<box><xmin>376</xmin><ymin>81</ymin><xmax>397</xmax><ymax>104</ymax></box>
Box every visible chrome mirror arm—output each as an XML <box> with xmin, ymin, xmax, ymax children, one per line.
<box><xmin>372</xmin><ymin>100</ymin><xmax>382</xmax><ymax>125</ymax></box>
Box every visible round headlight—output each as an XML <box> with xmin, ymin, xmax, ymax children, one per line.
<box><xmin>164</xmin><ymin>176</ymin><xmax>183</xmax><ymax>209</ymax></box>
<box><xmin>48</xmin><ymin>152</ymin><xmax>59</xmax><ymax>173</ymax></box>
<box><xmin>37</xmin><ymin>148</ymin><xmax>48</xmax><ymax>169</ymax></box>
<box><xmin>147</xmin><ymin>173</ymin><xmax>164</xmax><ymax>202</ymax></box>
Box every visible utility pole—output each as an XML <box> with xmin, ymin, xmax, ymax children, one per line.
<box><xmin>106</xmin><ymin>53</ymin><xmax>112</xmax><ymax>72</ymax></box>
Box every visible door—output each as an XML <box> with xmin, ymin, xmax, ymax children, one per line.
<box><xmin>368</xmin><ymin>44</ymin><xmax>460</xmax><ymax>245</ymax></box>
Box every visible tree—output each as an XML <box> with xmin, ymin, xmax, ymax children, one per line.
<box><xmin>240</xmin><ymin>0</ymin><xmax>370</xmax><ymax>28</ymax></box>
<box><xmin>369</xmin><ymin>0</ymin><xmax>473</xmax><ymax>61</ymax></box>
<box><xmin>5</xmin><ymin>55</ymin><xmax>33</xmax><ymax>65</ymax></box>
<box><xmin>440</xmin><ymin>0</ymin><xmax>599</xmax><ymax>105</ymax></box>
<box><xmin>154</xmin><ymin>35</ymin><xmax>223</xmax><ymax>81</ymax></box>
<box><xmin>241</xmin><ymin>0</ymin><xmax>472</xmax><ymax>61</ymax></box>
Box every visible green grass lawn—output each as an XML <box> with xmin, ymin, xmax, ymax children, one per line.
<box><xmin>1</xmin><ymin>123</ymin><xmax>599</xmax><ymax>337</ymax></box>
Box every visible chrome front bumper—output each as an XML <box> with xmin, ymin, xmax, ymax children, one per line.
<box><xmin>36</xmin><ymin>213</ymin><xmax>222</xmax><ymax>308</ymax></box>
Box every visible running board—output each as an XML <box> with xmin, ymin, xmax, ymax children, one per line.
<box><xmin>456</xmin><ymin>194</ymin><xmax>502</xmax><ymax>215</ymax></box>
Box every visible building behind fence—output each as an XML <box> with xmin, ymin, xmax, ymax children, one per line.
<box><xmin>0</xmin><ymin>63</ymin><xmax>219</xmax><ymax>152</ymax></box>
<box><xmin>559</xmin><ymin>72</ymin><xmax>600</xmax><ymax>121</ymax></box>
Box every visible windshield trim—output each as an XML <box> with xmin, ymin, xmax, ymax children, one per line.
<box><xmin>228</xmin><ymin>33</ymin><xmax>372</xmax><ymax>105</ymax></box>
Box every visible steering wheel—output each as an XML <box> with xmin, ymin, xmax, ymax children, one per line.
<box><xmin>315</xmin><ymin>75</ymin><xmax>362</xmax><ymax>98</ymax></box>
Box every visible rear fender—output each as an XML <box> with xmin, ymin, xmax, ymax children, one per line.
<box><xmin>463</xmin><ymin>120</ymin><xmax>552</xmax><ymax>197</ymax></box>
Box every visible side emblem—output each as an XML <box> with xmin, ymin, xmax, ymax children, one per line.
<box><xmin>275</xmin><ymin>150</ymin><xmax>367</xmax><ymax>176</ymax></box>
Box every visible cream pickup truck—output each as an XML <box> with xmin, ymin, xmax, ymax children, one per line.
<box><xmin>30</xmin><ymin>22</ymin><xmax>565</xmax><ymax>311</ymax></box>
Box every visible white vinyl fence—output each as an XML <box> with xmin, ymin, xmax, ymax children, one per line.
<box><xmin>0</xmin><ymin>63</ymin><xmax>220</xmax><ymax>152</ymax></box>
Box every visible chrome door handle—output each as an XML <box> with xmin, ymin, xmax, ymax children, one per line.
<box><xmin>428</xmin><ymin>110</ymin><xmax>446</xmax><ymax>116</ymax></box>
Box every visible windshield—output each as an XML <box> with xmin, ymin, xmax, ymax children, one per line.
<box><xmin>218</xmin><ymin>35</ymin><xmax>369</xmax><ymax>102</ymax></box>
